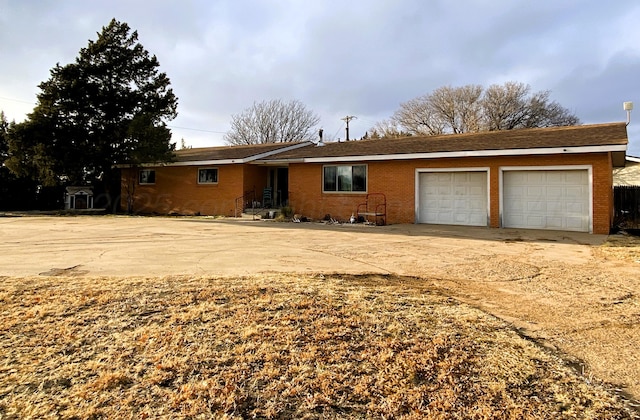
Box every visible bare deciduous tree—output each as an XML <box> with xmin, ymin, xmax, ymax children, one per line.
<box><xmin>225</xmin><ymin>99</ymin><xmax>320</xmax><ymax>145</ymax></box>
<box><xmin>390</xmin><ymin>95</ymin><xmax>446</xmax><ymax>136</ymax></box>
<box><xmin>390</xmin><ymin>85</ymin><xmax>482</xmax><ymax>136</ymax></box>
<box><xmin>368</xmin><ymin>118</ymin><xmax>412</xmax><ymax>139</ymax></box>
<box><xmin>373</xmin><ymin>82</ymin><xmax>579</xmax><ymax>139</ymax></box>
<box><xmin>482</xmin><ymin>81</ymin><xmax>580</xmax><ymax>130</ymax></box>
<box><xmin>522</xmin><ymin>89</ymin><xmax>580</xmax><ymax>128</ymax></box>
<box><xmin>482</xmin><ymin>81</ymin><xmax>531</xmax><ymax>130</ymax></box>
<box><xmin>428</xmin><ymin>84</ymin><xmax>483</xmax><ymax>134</ymax></box>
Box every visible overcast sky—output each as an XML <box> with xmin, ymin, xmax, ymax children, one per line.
<box><xmin>1</xmin><ymin>0</ymin><xmax>639</xmax><ymax>155</ymax></box>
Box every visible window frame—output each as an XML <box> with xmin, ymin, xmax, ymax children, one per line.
<box><xmin>322</xmin><ymin>164</ymin><xmax>368</xmax><ymax>193</ymax></box>
<box><xmin>197</xmin><ymin>167</ymin><xmax>219</xmax><ymax>185</ymax></box>
<box><xmin>139</xmin><ymin>169</ymin><xmax>156</xmax><ymax>185</ymax></box>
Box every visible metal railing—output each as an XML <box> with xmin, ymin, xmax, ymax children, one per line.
<box><xmin>234</xmin><ymin>190</ymin><xmax>256</xmax><ymax>218</ymax></box>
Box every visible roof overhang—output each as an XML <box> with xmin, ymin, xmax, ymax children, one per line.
<box><xmin>114</xmin><ymin>142</ymin><xmax>313</xmax><ymax>168</ymax></box>
<box><xmin>252</xmin><ymin>158</ymin><xmax>306</xmax><ymax>165</ymax></box>
<box><xmin>166</xmin><ymin>142</ymin><xmax>312</xmax><ymax>166</ymax></box>
<box><xmin>612</xmin><ymin>151</ymin><xmax>627</xmax><ymax>167</ymax></box>
<box><xmin>161</xmin><ymin>159</ymin><xmax>244</xmax><ymax>166</ymax></box>
<box><xmin>297</xmin><ymin>145</ymin><xmax>628</xmax><ymax>164</ymax></box>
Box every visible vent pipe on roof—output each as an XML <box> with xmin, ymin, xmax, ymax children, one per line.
<box><xmin>624</xmin><ymin>101</ymin><xmax>633</xmax><ymax>126</ymax></box>
<box><xmin>315</xmin><ymin>128</ymin><xmax>325</xmax><ymax>147</ymax></box>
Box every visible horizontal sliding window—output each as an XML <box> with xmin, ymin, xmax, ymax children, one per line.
<box><xmin>198</xmin><ymin>168</ymin><xmax>218</xmax><ymax>184</ymax></box>
<box><xmin>323</xmin><ymin>165</ymin><xmax>367</xmax><ymax>192</ymax></box>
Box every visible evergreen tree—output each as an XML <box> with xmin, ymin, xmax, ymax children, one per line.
<box><xmin>0</xmin><ymin>112</ymin><xmax>39</xmax><ymax>210</ymax></box>
<box><xmin>0</xmin><ymin>111</ymin><xmax>7</xmax><ymax>161</ymax></box>
<box><xmin>5</xmin><ymin>19</ymin><xmax>178</xmax><ymax>209</ymax></box>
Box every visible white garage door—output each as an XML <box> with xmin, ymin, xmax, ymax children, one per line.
<box><xmin>418</xmin><ymin>171</ymin><xmax>488</xmax><ymax>226</ymax></box>
<box><xmin>502</xmin><ymin>170</ymin><xmax>590</xmax><ymax>232</ymax></box>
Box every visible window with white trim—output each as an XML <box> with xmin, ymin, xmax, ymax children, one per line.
<box><xmin>198</xmin><ymin>168</ymin><xmax>218</xmax><ymax>184</ymax></box>
<box><xmin>323</xmin><ymin>165</ymin><xmax>367</xmax><ymax>192</ymax></box>
<box><xmin>139</xmin><ymin>169</ymin><xmax>156</xmax><ymax>185</ymax></box>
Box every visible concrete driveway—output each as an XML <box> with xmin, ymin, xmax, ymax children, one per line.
<box><xmin>0</xmin><ymin>215</ymin><xmax>605</xmax><ymax>278</ymax></box>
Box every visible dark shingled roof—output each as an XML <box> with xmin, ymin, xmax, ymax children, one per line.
<box><xmin>266</xmin><ymin>122</ymin><xmax>628</xmax><ymax>160</ymax></box>
<box><xmin>173</xmin><ymin>142</ymin><xmax>306</xmax><ymax>162</ymax></box>
<box><xmin>167</xmin><ymin>123</ymin><xmax>627</xmax><ymax>165</ymax></box>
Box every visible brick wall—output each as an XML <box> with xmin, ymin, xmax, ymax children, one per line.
<box><xmin>288</xmin><ymin>152</ymin><xmax>614</xmax><ymax>234</ymax></box>
<box><xmin>121</xmin><ymin>164</ymin><xmax>254</xmax><ymax>216</ymax></box>
<box><xmin>242</xmin><ymin>165</ymin><xmax>269</xmax><ymax>204</ymax></box>
<box><xmin>120</xmin><ymin>152</ymin><xmax>614</xmax><ymax>233</ymax></box>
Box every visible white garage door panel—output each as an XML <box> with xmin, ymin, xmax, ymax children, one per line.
<box><xmin>503</xmin><ymin>170</ymin><xmax>589</xmax><ymax>232</ymax></box>
<box><xmin>419</xmin><ymin>171</ymin><xmax>488</xmax><ymax>226</ymax></box>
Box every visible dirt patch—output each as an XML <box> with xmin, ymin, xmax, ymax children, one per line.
<box><xmin>438</xmin><ymin>256</ymin><xmax>541</xmax><ymax>282</ymax></box>
<box><xmin>38</xmin><ymin>265</ymin><xmax>89</xmax><ymax>277</ymax></box>
<box><xmin>0</xmin><ymin>274</ymin><xmax>634</xmax><ymax>419</ymax></box>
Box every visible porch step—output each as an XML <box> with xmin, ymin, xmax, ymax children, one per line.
<box><xmin>240</xmin><ymin>208</ymin><xmax>281</xmax><ymax>219</ymax></box>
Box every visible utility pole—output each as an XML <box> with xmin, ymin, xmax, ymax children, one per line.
<box><xmin>341</xmin><ymin>115</ymin><xmax>357</xmax><ymax>141</ymax></box>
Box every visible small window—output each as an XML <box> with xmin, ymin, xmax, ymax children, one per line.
<box><xmin>323</xmin><ymin>165</ymin><xmax>367</xmax><ymax>192</ymax></box>
<box><xmin>139</xmin><ymin>169</ymin><xmax>156</xmax><ymax>185</ymax></box>
<box><xmin>198</xmin><ymin>168</ymin><xmax>218</xmax><ymax>184</ymax></box>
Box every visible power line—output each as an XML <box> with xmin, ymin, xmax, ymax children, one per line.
<box><xmin>331</xmin><ymin>126</ymin><xmax>342</xmax><ymax>141</ymax></box>
<box><xmin>167</xmin><ymin>125</ymin><xmax>227</xmax><ymax>134</ymax></box>
<box><xmin>0</xmin><ymin>96</ymin><xmax>227</xmax><ymax>135</ymax></box>
<box><xmin>0</xmin><ymin>95</ymin><xmax>35</xmax><ymax>105</ymax></box>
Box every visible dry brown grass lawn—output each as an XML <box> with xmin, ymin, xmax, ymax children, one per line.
<box><xmin>598</xmin><ymin>232</ymin><xmax>640</xmax><ymax>262</ymax></box>
<box><xmin>0</xmin><ymin>273</ymin><xmax>635</xmax><ymax>419</ymax></box>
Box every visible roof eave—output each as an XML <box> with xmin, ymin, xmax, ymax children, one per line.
<box><xmin>171</xmin><ymin>141</ymin><xmax>313</xmax><ymax>165</ymax></box>
<box><xmin>252</xmin><ymin>158</ymin><xmax>306</xmax><ymax>165</ymax></box>
<box><xmin>241</xmin><ymin>141</ymin><xmax>313</xmax><ymax>163</ymax></box>
<box><xmin>302</xmin><ymin>145</ymin><xmax>628</xmax><ymax>163</ymax></box>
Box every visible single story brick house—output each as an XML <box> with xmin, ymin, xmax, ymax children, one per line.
<box><xmin>120</xmin><ymin>122</ymin><xmax>628</xmax><ymax>234</ymax></box>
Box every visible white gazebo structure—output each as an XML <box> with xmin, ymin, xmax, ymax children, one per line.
<box><xmin>64</xmin><ymin>186</ymin><xmax>94</xmax><ymax>210</ymax></box>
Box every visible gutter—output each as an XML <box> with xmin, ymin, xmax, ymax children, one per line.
<box><xmin>301</xmin><ymin>145</ymin><xmax>628</xmax><ymax>164</ymax></box>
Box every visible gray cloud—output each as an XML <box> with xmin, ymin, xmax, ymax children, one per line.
<box><xmin>1</xmin><ymin>0</ymin><xmax>639</xmax><ymax>154</ymax></box>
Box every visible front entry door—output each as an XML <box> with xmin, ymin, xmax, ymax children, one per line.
<box><xmin>277</xmin><ymin>167</ymin><xmax>288</xmax><ymax>206</ymax></box>
<box><xmin>268</xmin><ymin>167</ymin><xmax>289</xmax><ymax>207</ymax></box>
